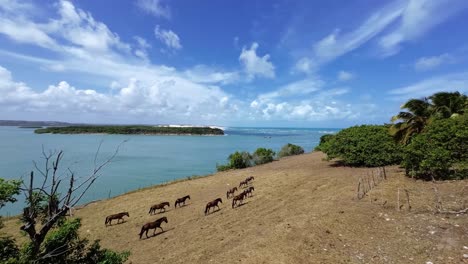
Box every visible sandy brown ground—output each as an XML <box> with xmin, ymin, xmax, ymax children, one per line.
<box><xmin>2</xmin><ymin>152</ymin><xmax>468</xmax><ymax>263</ymax></box>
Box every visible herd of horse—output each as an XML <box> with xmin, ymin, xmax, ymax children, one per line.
<box><xmin>104</xmin><ymin>176</ymin><xmax>256</xmax><ymax>239</ymax></box>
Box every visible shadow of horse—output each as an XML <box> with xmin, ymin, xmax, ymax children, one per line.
<box><xmin>177</xmin><ymin>203</ymin><xmax>190</xmax><ymax>208</ymax></box>
<box><xmin>144</xmin><ymin>227</ymin><xmax>175</xmax><ymax>240</ymax></box>
<box><xmin>206</xmin><ymin>208</ymin><xmax>222</xmax><ymax>215</ymax></box>
<box><xmin>233</xmin><ymin>201</ymin><xmax>250</xmax><ymax>209</ymax></box>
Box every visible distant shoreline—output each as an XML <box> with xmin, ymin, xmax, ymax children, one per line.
<box><xmin>34</xmin><ymin>125</ymin><xmax>225</xmax><ymax>136</ymax></box>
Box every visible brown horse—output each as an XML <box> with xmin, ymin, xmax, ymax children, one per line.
<box><xmin>105</xmin><ymin>212</ymin><xmax>129</xmax><ymax>226</ymax></box>
<box><xmin>246</xmin><ymin>176</ymin><xmax>254</xmax><ymax>182</ymax></box>
<box><xmin>239</xmin><ymin>180</ymin><xmax>248</xmax><ymax>188</ymax></box>
<box><xmin>244</xmin><ymin>186</ymin><xmax>255</xmax><ymax>197</ymax></box>
<box><xmin>226</xmin><ymin>187</ymin><xmax>238</xmax><ymax>199</ymax></box>
<box><xmin>232</xmin><ymin>192</ymin><xmax>246</xmax><ymax>208</ymax></box>
<box><xmin>139</xmin><ymin>216</ymin><xmax>168</xmax><ymax>239</ymax></box>
<box><xmin>205</xmin><ymin>198</ymin><xmax>222</xmax><ymax>215</ymax></box>
<box><xmin>175</xmin><ymin>195</ymin><xmax>191</xmax><ymax>208</ymax></box>
<box><xmin>148</xmin><ymin>202</ymin><xmax>170</xmax><ymax>215</ymax></box>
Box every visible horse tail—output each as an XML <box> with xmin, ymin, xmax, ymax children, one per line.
<box><xmin>232</xmin><ymin>198</ymin><xmax>235</xmax><ymax>208</ymax></box>
<box><xmin>204</xmin><ymin>204</ymin><xmax>209</xmax><ymax>215</ymax></box>
<box><xmin>105</xmin><ymin>217</ymin><xmax>108</xmax><ymax>225</ymax></box>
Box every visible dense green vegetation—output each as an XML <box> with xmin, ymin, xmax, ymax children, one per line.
<box><xmin>402</xmin><ymin>115</ymin><xmax>467</xmax><ymax>180</ymax></box>
<box><xmin>277</xmin><ymin>143</ymin><xmax>305</xmax><ymax>158</ymax></box>
<box><xmin>35</xmin><ymin>126</ymin><xmax>224</xmax><ymax>135</ymax></box>
<box><xmin>317</xmin><ymin>125</ymin><xmax>403</xmax><ymax>167</ymax></box>
<box><xmin>316</xmin><ymin>91</ymin><xmax>468</xmax><ymax>180</ymax></box>
<box><xmin>217</xmin><ymin>143</ymin><xmax>305</xmax><ymax>171</ymax></box>
<box><xmin>252</xmin><ymin>148</ymin><xmax>276</xmax><ymax>165</ymax></box>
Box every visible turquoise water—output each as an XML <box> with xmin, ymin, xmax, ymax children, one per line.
<box><xmin>0</xmin><ymin>126</ymin><xmax>339</xmax><ymax>215</ymax></box>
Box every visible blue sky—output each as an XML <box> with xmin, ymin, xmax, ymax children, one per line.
<box><xmin>0</xmin><ymin>0</ymin><xmax>468</xmax><ymax>127</ymax></box>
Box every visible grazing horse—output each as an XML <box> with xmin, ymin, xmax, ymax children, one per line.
<box><xmin>148</xmin><ymin>202</ymin><xmax>170</xmax><ymax>215</ymax></box>
<box><xmin>232</xmin><ymin>192</ymin><xmax>246</xmax><ymax>208</ymax></box>
<box><xmin>226</xmin><ymin>187</ymin><xmax>238</xmax><ymax>199</ymax></box>
<box><xmin>239</xmin><ymin>180</ymin><xmax>248</xmax><ymax>188</ymax></box>
<box><xmin>175</xmin><ymin>195</ymin><xmax>191</xmax><ymax>208</ymax></box>
<box><xmin>246</xmin><ymin>176</ymin><xmax>254</xmax><ymax>182</ymax></box>
<box><xmin>244</xmin><ymin>186</ymin><xmax>255</xmax><ymax>197</ymax></box>
<box><xmin>205</xmin><ymin>198</ymin><xmax>222</xmax><ymax>215</ymax></box>
<box><xmin>139</xmin><ymin>217</ymin><xmax>168</xmax><ymax>239</ymax></box>
<box><xmin>105</xmin><ymin>212</ymin><xmax>129</xmax><ymax>226</ymax></box>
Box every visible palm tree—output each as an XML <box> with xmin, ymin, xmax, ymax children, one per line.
<box><xmin>390</xmin><ymin>98</ymin><xmax>432</xmax><ymax>145</ymax></box>
<box><xmin>429</xmin><ymin>91</ymin><xmax>467</xmax><ymax>119</ymax></box>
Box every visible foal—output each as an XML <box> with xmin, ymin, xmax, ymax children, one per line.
<box><xmin>139</xmin><ymin>216</ymin><xmax>168</xmax><ymax>239</ymax></box>
<box><xmin>148</xmin><ymin>202</ymin><xmax>170</xmax><ymax>215</ymax></box>
<box><xmin>205</xmin><ymin>198</ymin><xmax>222</xmax><ymax>215</ymax></box>
<box><xmin>175</xmin><ymin>195</ymin><xmax>191</xmax><ymax>208</ymax></box>
<box><xmin>226</xmin><ymin>187</ymin><xmax>238</xmax><ymax>199</ymax></box>
<box><xmin>232</xmin><ymin>192</ymin><xmax>246</xmax><ymax>208</ymax></box>
<box><xmin>105</xmin><ymin>212</ymin><xmax>129</xmax><ymax>226</ymax></box>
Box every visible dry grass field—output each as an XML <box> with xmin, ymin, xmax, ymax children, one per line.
<box><xmin>2</xmin><ymin>152</ymin><xmax>467</xmax><ymax>263</ymax></box>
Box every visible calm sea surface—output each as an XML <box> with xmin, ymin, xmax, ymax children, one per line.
<box><xmin>0</xmin><ymin>126</ymin><xmax>339</xmax><ymax>215</ymax></box>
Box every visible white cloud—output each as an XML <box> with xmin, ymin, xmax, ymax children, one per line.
<box><xmin>293</xmin><ymin>57</ymin><xmax>316</xmax><ymax>74</ymax></box>
<box><xmin>258</xmin><ymin>78</ymin><xmax>323</xmax><ymax>101</ymax></box>
<box><xmin>378</xmin><ymin>0</ymin><xmax>468</xmax><ymax>56</ymax></box>
<box><xmin>388</xmin><ymin>71</ymin><xmax>468</xmax><ymax>100</ymax></box>
<box><xmin>154</xmin><ymin>25</ymin><xmax>182</xmax><ymax>50</ymax></box>
<box><xmin>182</xmin><ymin>65</ymin><xmax>239</xmax><ymax>85</ymax></box>
<box><xmin>239</xmin><ymin>42</ymin><xmax>275</xmax><ymax>80</ymax></box>
<box><xmin>338</xmin><ymin>71</ymin><xmax>354</xmax><ymax>81</ymax></box>
<box><xmin>313</xmin><ymin>2</ymin><xmax>403</xmax><ymax>63</ymax></box>
<box><xmin>133</xmin><ymin>36</ymin><xmax>151</xmax><ymax>61</ymax></box>
<box><xmin>414</xmin><ymin>53</ymin><xmax>455</xmax><ymax>71</ymax></box>
<box><xmin>136</xmin><ymin>0</ymin><xmax>170</xmax><ymax>19</ymax></box>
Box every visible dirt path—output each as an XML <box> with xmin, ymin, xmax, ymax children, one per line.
<box><xmin>3</xmin><ymin>152</ymin><xmax>467</xmax><ymax>263</ymax></box>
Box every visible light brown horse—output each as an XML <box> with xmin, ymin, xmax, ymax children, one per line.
<box><xmin>205</xmin><ymin>198</ymin><xmax>222</xmax><ymax>215</ymax></box>
<box><xmin>226</xmin><ymin>187</ymin><xmax>238</xmax><ymax>199</ymax></box>
<box><xmin>232</xmin><ymin>192</ymin><xmax>246</xmax><ymax>208</ymax></box>
<box><xmin>244</xmin><ymin>186</ymin><xmax>255</xmax><ymax>197</ymax></box>
<box><xmin>148</xmin><ymin>202</ymin><xmax>170</xmax><ymax>215</ymax></box>
<box><xmin>105</xmin><ymin>212</ymin><xmax>129</xmax><ymax>226</ymax></box>
<box><xmin>139</xmin><ymin>216</ymin><xmax>168</xmax><ymax>239</ymax></box>
<box><xmin>175</xmin><ymin>195</ymin><xmax>191</xmax><ymax>208</ymax></box>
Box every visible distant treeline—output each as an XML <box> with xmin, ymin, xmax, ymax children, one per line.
<box><xmin>34</xmin><ymin>126</ymin><xmax>225</xmax><ymax>135</ymax></box>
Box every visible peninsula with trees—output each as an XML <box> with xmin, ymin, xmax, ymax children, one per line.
<box><xmin>34</xmin><ymin>125</ymin><xmax>224</xmax><ymax>135</ymax></box>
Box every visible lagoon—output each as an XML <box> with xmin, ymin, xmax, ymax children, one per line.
<box><xmin>0</xmin><ymin>126</ymin><xmax>339</xmax><ymax>215</ymax></box>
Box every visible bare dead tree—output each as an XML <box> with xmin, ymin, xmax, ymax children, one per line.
<box><xmin>19</xmin><ymin>141</ymin><xmax>126</xmax><ymax>255</ymax></box>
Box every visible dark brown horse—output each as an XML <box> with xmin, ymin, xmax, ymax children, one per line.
<box><xmin>246</xmin><ymin>176</ymin><xmax>254</xmax><ymax>182</ymax></box>
<box><xmin>205</xmin><ymin>198</ymin><xmax>222</xmax><ymax>215</ymax></box>
<box><xmin>232</xmin><ymin>192</ymin><xmax>246</xmax><ymax>208</ymax></box>
<box><xmin>139</xmin><ymin>216</ymin><xmax>168</xmax><ymax>239</ymax></box>
<box><xmin>226</xmin><ymin>187</ymin><xmax>238</xmax><ymax>199</ymax></box>
<box><xmin>148</xmin><ymin>202</ymin><xmax>170</xmax><ymax>215</ymax></box>
<box><xmin>105</xmin><ymin>212</ymin><xmax>129</xmax><ymax>226</ymax></box>
<box><xmin>239</xmin><ymin>180</ymin><xmax>248</xmax><ymax>188</ymax></box>
<box><xmin>175</xmin><ymin>195</ymin><xmax>191</xmax><ymax>208</ymax></box>
<box><xmin>244</xmin><ymin>186</ymin><xmax>255</xmax><ymax>197</ymax></box>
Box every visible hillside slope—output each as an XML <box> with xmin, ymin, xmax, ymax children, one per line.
<box><xmin>3</xmin><ymin>152</ymin><xmax>467</xmax><ymax>263</ymax></box>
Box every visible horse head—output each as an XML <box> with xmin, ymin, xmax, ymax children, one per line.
<box><xmin>217</xmin><ymin>198</ymin><xmax>222</xmax><ymax>203</ymax></box>
<box><xmin>125</xmin><ymin>212</ymin><xmax>130</xmax><ymax>217</ymax></box>
<box><xmin>162</xmin><ymin>216</ymin><xmax>168</xmax><ymax>223</ymax></box>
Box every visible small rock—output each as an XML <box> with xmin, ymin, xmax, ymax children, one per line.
<box><xmin>429</xmin><ymin>231</ymin><xmax>436</xmax><ymax>235</ymax></box>
<box><xmin>463</xmin><ymin>246</ymin><xmax>468</xmax><ymax>250</ymax></box>
<box><xmin>463</xmin><ymin>254</ymin><xmax>468</xmax><ymax>259</ymax></box>
<box><xmin>426</xmin><ymin>262</ymin><xmax>433</xmax><ymax>264</ymax></box>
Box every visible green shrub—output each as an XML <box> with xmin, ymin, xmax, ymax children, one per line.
<box><xmin>252</xmin><ymin>148</ymin><xmax>275</xmax><ymax>165</ymax></box>
<box><xmin>314</xmin><ymin>134</ymin><xmax>335</xmax><ymax>151</ymax></box>
<box><xmin>402</xmin><ymin>115</ymin><xmax>467</xmax><ymax>180</ymax></box>
<box><xmin>319</xmin><ymin>125</ymin><xmax>403</xmax><ymax>167</ymax></box>
<box><xmin>278</xmin><ymin>143</ymin><xmax>305</xmax><ymax>158</ymax></box>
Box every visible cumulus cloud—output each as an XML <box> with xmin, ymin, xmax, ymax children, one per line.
<box><xmin>414</xmin><ymin>53</ymin><xmax>455</xmax><ymax>71</ymax></box>
<box><xmin>338</xmin><ymin>71</ymin><xmax>354</xmax><ymax>81</ymax></box>
<box><xmin>154</xmin><ymin>25</ymin><xmax>182</xmax><ymax>50</ymax></box>
<box><xmin>136</xmin><ymin>0</ymin><xmax>170</xmax><ymax>19</ymax></box>
<box><xmin>239</xmin><ymin>42</ymin><xmax>275</xmax><ymax>80</ymax></box>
